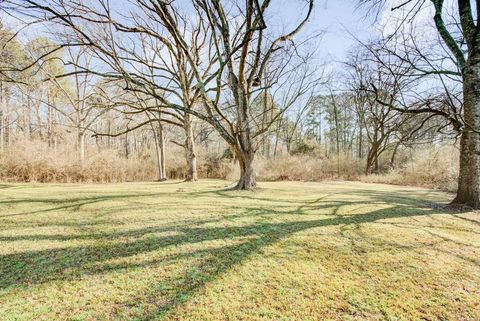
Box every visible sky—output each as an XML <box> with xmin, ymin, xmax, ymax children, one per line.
<box><xmin>0</xmin><ymin>0</ymin><xmax>376</xmax><ymax>67</ymax></box>
<box><xmin>272</xmin><ymin>0</ymin><xmax>376</xmax><ymax>67</ymax></box>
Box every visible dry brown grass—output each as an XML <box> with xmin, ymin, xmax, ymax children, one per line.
<box><xmin>0</xmin><ymin>140</ymin><xmax>459</xmax><ymax>192</ymax></box>
<box><xmin>0</xmin><ymin>139</ymin><xmax>233</xmax><ymax>183</ymax></box>
<box><xmin>246</xmin><ymin>154</ymin><xmax>364</xmax><ymax>181</ymax></box>
<box><xmin>0</xmin><ymin>139</ymin><xmax>157</xmax><ymax>183</ymax></box>
<box><xmin>360</xmin><ymin>145</ymin><xmax>458</xmax><ymax>192</ymax></box>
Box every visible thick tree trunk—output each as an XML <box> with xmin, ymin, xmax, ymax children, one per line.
<box><xmin>452</xmin><ymin>59</ymin><xmax>480</xmax><ymax>207</ymax></box>
<box><xmin>365</xmin><ymin>142</ymin><xmax>380</xmax><ymax>175</ymax></box>
<box><xmin>453</xmin><ymin>128</ymin><xmax>480</xmax><ymax>207</ymax></box>
<box><xmin>229</xmin><ymin>78</ymin><xmax>256</xmax><ymax>190</ymax></box>
<box><xmin>184</xmin><ymin>113</ymin><xmax>198</xmax><ymax>181</ymax></box>
<box><xmin>234</xmin><ymin>147</ymin><xmax>256</xmax><ymax>190</ymax></box>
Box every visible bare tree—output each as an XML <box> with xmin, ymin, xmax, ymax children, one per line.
<box><xmin>4</xmin><ymin>0</ymin><xmax>319</xmax><ymax>189</ymax></box>
<box><xmin>346</xmin><ymin>47</ymin><xmax>421</xmax><ymax>174</ymax></box>
<box><xmin>358</xmin><ymin>0</ymin><xmax>480</xmax><ymax>207</ymax></box>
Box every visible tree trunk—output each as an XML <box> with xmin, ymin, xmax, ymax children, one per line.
<box><xmin>158</xmin><ymin>123</ymin><xmax>167</xmax><ymax>181</ymax></box>
<box><xmin>47</xmin><ymin>90</ymin><xmax>53</xmax><ymax>148</ymax></box>
<box><xmin>107</xmin><ymin>120</ymin><xmax>112</xmax><ymax>149</ymax></box>
<box><xmin>452</xmin><ymin>58</ymin><xmax>480</xmax><ymax>207</ymax></box>
<box><xmin>124</xmin><ymin>131</ymin><xmax>129</xmax><ymax>159</ymax></box>
<box><xmin>3</xmin><ymin>87</ymin><xmax>10</xmax><ymax>147</ymax></box>
<box><xmin>184</xmin><ymin>113</ymin><xmax>198</xmax><ymax>181</ymax></box>
<box><xmin>273</xmin><ymin>116</ymin><xmax>282</xmax><ymax>159</ymax></box>
<box><xmin>452</xmin><ymin>131</ymin><xmax>480</xmax><ymax>207</ymax></box>
<box><xmin>358</xmin><ymin>125</ymin><xmax>363</xmax><ymax>159</ymax></box>
<box><xmin>234</xmin><ymin>146</ymin><xmax>256</xmax><ymax>190</ymax></box>
<box><xmin>365</xmin><ymin>143</ymin><xmax>380</xmax><ymax>175</ymax></box>
<box><xmin>152</xmin><ymin>122</ymin><xmax>167</xmax><ymax>181</ymax></box>
<box><xmin>261</xmin><ymin>89</ymin><xmax>269</xmax><ymax>157</ymax></box>
<box><xmin>0</xmin><ymin>109</ymin><xmax>4</xmax><ymax>151</ymax></box>
<box><xmin>152</xmin><ymin>123</ymin><xmax>163</xmax><ymax>181</ymax></box>
<box><xmin>78</xmin><ymin>130</ymin><xmax>86</xmax><ymax>169</ymax></box>
<box><xmin>0</xmin><ymin>82</ymin><xmax>3</xmax><ymax>150</ymax></box>
<box><xmin>390</xmin><ymin>142</ymin><xmax>400</xmax><ymax>169</ymax></box>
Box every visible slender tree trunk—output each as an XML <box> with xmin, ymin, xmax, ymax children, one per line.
<box><xmin>358</xmin><ymin>125</ymin><xmax>363</xmax><ymax>159</ymax></box>
<box><xmin>261</xmin><ymin>89</ymin><xmax>269</xmax><ymax>156</ymax></box>
<box><xmin>286</xmin><ymin>137</ymin><xmax>291</xmax><ymax>154</ymax></box>
<box><xmin>78</xmin><ymin>129</ymin><xmax>86</xmax><ymax>169</ymax></box>
<box><xmin>3</xmin><ymin>87</ymin><xmax>10</xmax><ymax>147</ymax></box>
<box><xmin>184</xmin><ymin>113</ymin><xmax>198</xmax><ymax>181</ymax></box>
<box><xmin>317</xmin><ymin>109</ymin><xmax>322</xmax><ymax>145</ymax></box>
<box><xmin>452</xmin><ymin>58</ymin><xmax>480</xmax><ymax>207</ymax></box>
<box><xmin>107</xmin><ymin>120</ymin><xmax>112</xmax><ymax>149</ymax></box>
<box><xmin>47</xmin><ymin>90</ymin><xmax>54</xmax><ymax>148</ymax></box>
<box><xmin>23</xmin><ymin>95</ymin><xmax>31</xmax><ymax>139</ymax></box>
<box><xmin>266</xmin><ymin>139</ymin><xmax>271</xmax><ymax>158</ymax></box>
<box><xmin>333</xmin><ymin>105</ymin><xmax>341</xmax><ymax>176</ymax></box>
<box><xmin>390</xmin><ymin>142</ymin><xmax>400</xmax><ymax>169</ymax></box>
<box><xmin>152</xmin><ymin>123</ymin><xmax>164</xmax><ymax>181</ymax></box>
<box><xmin>273</xmin><ymin>115</ymin><xmax>283</xmax><ymax>159</ymax></box>
<box><xmin>0</xmin><ymin>82</ymin><xmax>3</xmax><ymax>150</ymax></box>
<box><xmin>158</xmin><ymin>123</ymin><xmax>167</xmax><ymax>181</ymax></box>
<box><xmin>125</xmin><ymin>131</ymin><xmax>129</xmax><ymax>159</ymax></box>
<box><xmin>334</xmin><ymin>113</ymin><xmax>340</xmax><ymax>156</ymax></box>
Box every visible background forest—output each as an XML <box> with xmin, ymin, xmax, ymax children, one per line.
<box><xmin>0</xmin><ymin>20</ymin><xmax>456</xmax><ymax>191</ymax></box>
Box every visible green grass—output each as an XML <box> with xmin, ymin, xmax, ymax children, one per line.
<box><xmin>0</xmin><ymin>180</ymin><xmax>479</xmax><ymax>321</ymax></box>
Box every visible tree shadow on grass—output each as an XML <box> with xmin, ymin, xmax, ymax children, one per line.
<box><xmin>0</xmin><ymin>188</ymin><xmax>477</xmax><ymax>320</ymax></box>
<box><xmin>0</xmin><ymin>190</ymin><xmax>219</xmax><ymax>219</ymax></box>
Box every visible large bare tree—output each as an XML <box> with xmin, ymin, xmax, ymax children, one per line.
<box><xmin>4</xmin><ymin>0</ymin><xmax>318</xmax><ymax>189</ymax></box>
<box><xmin>358</xmin><ymin>0</ymin><xmax>480</xmax><ymax>207</ymax></box>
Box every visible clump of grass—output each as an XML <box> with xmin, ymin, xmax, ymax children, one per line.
<box><xmin>0</xmin><ymin>180</ymin><xmax>478</xmax><ymax>320</ymax></box>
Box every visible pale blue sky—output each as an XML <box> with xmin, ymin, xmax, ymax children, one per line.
<box><xmin>265</xmin><ymin>0</ymin><xmax>376</xmax><ymax>71</ymax></box>
<box><xmin>2</xmin><ymin>0</ymin><xmax>377</xmax><ymax>73</ymax></box>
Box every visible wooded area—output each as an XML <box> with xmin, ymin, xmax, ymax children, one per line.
<box><xmin>0</xmin><ymin>0</ymin><xmax>477</xmax><ymax>204</ymax></box>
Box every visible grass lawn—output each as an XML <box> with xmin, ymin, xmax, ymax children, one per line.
<box><xmin>0</xmin><ymin>180</ymin><xmax>479</xmax><ymax>321</ymax></box>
